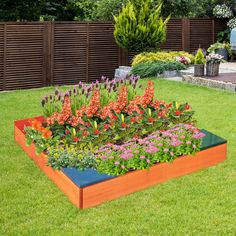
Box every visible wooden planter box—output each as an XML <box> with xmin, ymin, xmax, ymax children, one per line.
<box><xmin>14</xmin><ymin>117</ymin><xmax>227</xmax><ymax>209</ymax></box>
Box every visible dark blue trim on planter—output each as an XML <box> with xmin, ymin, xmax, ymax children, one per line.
<box><xmin>62</xmin><ymin>168</ymin><xmax>115</xmax><ymax>188</ymax></box>
<box><xmin>62</xmin><ymin>130</ymin><xmax>226</xmax><ymax>188</ymax></box>
<box><xmin>200</xmin><ymin>129</ymin><xmax>227</xmax><ymax>150</ymax></box>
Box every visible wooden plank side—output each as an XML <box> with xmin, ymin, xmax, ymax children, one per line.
<box><xmin>83</xmin><ymin>144</ymin><xmax>226</xmax><ymax>208</ymax></box>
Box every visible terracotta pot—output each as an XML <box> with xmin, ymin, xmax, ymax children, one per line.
<box><xmin>194</xmin><ymin>64</ymin><xmax>205</xmax><ymax>77</ymax></box>
<box><xmin>206</xmin><ymin>62</ymin><xmax>220</xmax><ymax>77</ymax></box>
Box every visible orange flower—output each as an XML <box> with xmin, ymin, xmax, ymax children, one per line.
<box><xmin>41</xmin><ymin>128</ymin><xmax>52</xmax><ymax>139</ymax></box>
<box><xmin>31</xmin><ymin>119</ymin><xmax>42</xmax><ymax>130</ymax></box>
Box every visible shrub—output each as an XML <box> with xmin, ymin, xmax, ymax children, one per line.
<box><xmin>132</xmin><ymin>51</ymin><xmax>194</xmax><ymax>66</ymax></box>
<box><xmin>131</xmin><ymin>61</ymin><xmax>187</xmax><ymax>78</ymax></box>
<box><xmin>194</xmin><ymin>48</ymin><xmax>205</xmax><ymax>64</ymax></box>
<box><xmin>114</xmin><ymin>1</ymin><xmax>170</xmax><ymax>52</ymax></box>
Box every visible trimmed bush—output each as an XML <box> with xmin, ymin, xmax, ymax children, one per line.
<box><xmin>114</xmin><ymin>1</ymin><xmax>170</xmax><ymax>52</ymax></box>
<box><xmin>132</xmin><ymin>51</ymin><xmax>195</xmax><ymax>66</ymax></box>
<box><xmin>131</xmin><ymin>61</ymin><xmax>187</xmax><ymax>78</ymax></box>
<box><xmin>194</xmin><ymin>48</ymin><xmax>205</xmax><ymax>64</ymax></box>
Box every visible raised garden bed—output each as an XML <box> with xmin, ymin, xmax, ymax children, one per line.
<box><xmin>15</xmin><ymin>116</ymin><xmax>227</xmax><ymax>209</ymax></box>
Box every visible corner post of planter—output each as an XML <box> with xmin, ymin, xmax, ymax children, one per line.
<box><xmin>182</xmin><ymin>18</ymin><xmax>190</xmax><ymax>52</ymax></box>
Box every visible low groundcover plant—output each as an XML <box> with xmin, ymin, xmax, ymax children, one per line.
<box><xmin>24</xmin><ymin>77</ymin><xmax>205</xmax><ymax>176</ymax></box>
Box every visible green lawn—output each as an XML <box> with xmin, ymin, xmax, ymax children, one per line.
<box><xmin>0</xmin><ymin>79</ymin><xmax>236</xmax><ymax>235</ymax></box>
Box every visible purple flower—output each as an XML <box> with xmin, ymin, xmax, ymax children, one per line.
<box><xmin>114</xmin><ymin>161</ymin><xmax>120</xmax><ymax>166</ymax></box>
<box><xmin>140</xmin><ymin>155</ymin><xmax>146</xmax><ymax>159</ymax></box>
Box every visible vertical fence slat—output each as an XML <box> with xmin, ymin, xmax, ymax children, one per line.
<box><xmin>3</xmin><ymin>23</ymin><xmax>6</xmax><ymax>90</ymax></box>
<box><xmin>182</xmin><ymin>18</ymin><xmax>190</xmax><ymax>52</ymax></box>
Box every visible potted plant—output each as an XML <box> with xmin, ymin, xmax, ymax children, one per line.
<box><xmin>194</xmin><ymin>48</ymin><xmax>205</xmax><ymax>77</ymax></box>
<box><xmin>206</xmin><ymin>53</ymin><xmax>224</xmax><ymax>77</ymax></box>
<box><xmin>207</xmin><ymin>42</ymin><xmax>232</xmax><ymax>61</ymax></box>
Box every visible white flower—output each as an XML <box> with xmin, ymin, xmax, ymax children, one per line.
<box><xmin>213</xmin><ymin>4</ymin><xmax>233</xmax><ymax>18</ymax></box>
<box><xmin>227</xmin><ymin>17</ymin><xmax>236</xmax><ymax>29</ymax></box>
<box><xmin>206</xmin><ymin>53</ymin><xmax>224</xmax><ymax>63</ymax></box>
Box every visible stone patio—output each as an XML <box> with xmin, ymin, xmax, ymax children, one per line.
<box><xmin>181</xmin><ymin>63</ymin><xmax>236</xmax><ymax>92</ymax></box>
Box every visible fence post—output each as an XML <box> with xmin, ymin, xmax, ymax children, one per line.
<box><xmin>44</xmin><ymin>21</ymin><xmax>54</xmax><ymax>86</ymax></box>
<box><xmin>212</xmin><ymin>18</ymin><xmax>215</xmax><ymax>43</ymax></box>
<box><xmin>182</xmin><ymin>18</ymin><xmax>190</xmax><ymax>52</ymax></box>
<box><xmin>3</xmin><ymin>23</ymin><xmax>6</xmax><ymax>90</ymax></box>
<box><xmin>119</xmin><ymin>48</ymin><xmax>128</xmax><ymax>66</ymax></box>
<box><xmin>86</xmin><ymin>22</ymin><xmax>89</xmax><ymax>83</ymax></box>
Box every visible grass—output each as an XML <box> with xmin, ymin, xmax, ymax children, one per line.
<box><xmin>0</xmin><ymin>79</ymin><xmax>236</xmax><ymax>235</ymax></box>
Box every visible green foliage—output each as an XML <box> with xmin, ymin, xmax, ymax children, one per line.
<box><xmin>114</xmin><ymin>0</ymin><xmax>170</xmax><ymax>52</ymax></box>
<box><xmin>94</xmin><ymin>0</ymin><xmax>126</xmax><ymax>21</ymax></box>
<box><xmin>207</xmin><ymin>42</ymin><xmax>232</xmax><ymax>56</ymax></box>
<box><xmin>131</xmin><ymin>61</ymin><xmax>187</xmax><ymax>78</ymax></box>
<box><xmin>0</xmin><ymin>0</ymin><xmax>42</xmax><ymax>21</ymax></box>
<box><xmin>66</xmin><ymin>0</ymin><xmax>96</xmax><ymax>21</ymax></box>
<box><xmin>194</xmin><ymin>48</ymin><xmax>205</xmax><ymax>64</ymax></box>
<box><xmin>47</xmin><ymin>144</ymin><xmax>97</xmax><ymax>170</ymax></box>
<box><xmin>132</xmin><ymin>51</ymin><xmax>194</xmax><ymax>66</ymax></box>
<box><xmin>217</xmin><ymin>29</ymin><xmax>231</xmax><ymax>43</ymax></box>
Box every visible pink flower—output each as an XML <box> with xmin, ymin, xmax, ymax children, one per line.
<box><xmin>114</xmin><ymin>161</ymin><xmax>120</xmax><ymax>165</ymax></box>
<box><xmin>163</xmin><ymin>148</ymin><xmax>169</xmax><ymax>153</ymax></box>
<box><xmin>140</xmin><ymin>155</ymin><xmax>146</xmax><ymax>159</ymax></box>
<box><xmin>146</xmin><ymin>159</ymin><xmax>150</xmax><ymax>163</ymax></box>
<box><xmin>121</xmin><ymin>165</ymin><xmax>125</xmax><ymax>169</ymax></box>
<box><xmin>186</xmin><ymin>141</ymin><xmax>192</xmax><ymax>145</ymax></box>
<box><xmin>193</xmin><ymin>144</ymin><xmax>197</xmax><ymax>149</ymax></box>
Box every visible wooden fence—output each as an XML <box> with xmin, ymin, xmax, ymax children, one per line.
<box><xmin>0</xmin><ymin>19</ymin><xmax>226</xmax><ymax>91</ymax></box>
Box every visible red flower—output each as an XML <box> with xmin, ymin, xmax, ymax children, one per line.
<box><xmin>73</xmin><ymin>137</ymin><xmax>79</xmax><ymax>142</ymax></box>
<box><xmin>185</xmin><ymin>104</ymin><xmax>190</xmax><ymax>110</ymax></box>
<box><xmin>94</xmin><ymin>129</ymin><xmax>100</xmax><ymax>135</ymax></box>
<box><xmin>104</xmin><ymin>124</ymin><xmax>110</xmax><ymax>130</ymax></box>
<box><xmin>148</xmin><ymin>117</ymin><xmax>155</xmax><ymax>123</ymax></box>
<box><xmin>82</xmin><ymin>131</ymin><xmax>89</xmax><ymax>137</ymax></box>
<box><xmin>121</xmin><ymin>123</ymin><xmax>126</xmax><ymax>128</ymax></box>
<box><xmin>65</xmin><ymin>130</ymin><xmax>70</xmax><ymax>134</ymax></box>
<box><xmin>175</xmin><ymin>110</ymin><xmax>181</xmax><ymax>116</ymax></box>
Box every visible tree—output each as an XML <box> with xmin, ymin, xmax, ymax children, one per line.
<box><xmin>94</xmin><ymin>0</ymin><xmax>126</xmax><ymax>21</ymax></box>
<box><xmin>114</xmin><ymin>0</ymin><xmax>170</xmax><ymax>52</ymax></box>
<box><xmin>0</xmin><ymin>0</ymin><xmax>42</xmax><ymax>21</ymax></box>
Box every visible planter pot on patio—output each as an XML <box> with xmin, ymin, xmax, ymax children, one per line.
<box><xmin>14</xmin><ymin>117</ymin><xmax>227</xmax><ymax>209</ymax></box>
<box><xmin>194</xmin><ymin>64</ymin><xmax>205</xmax><ymax>77</ymax></box>
<box><xmin>206</xmin><ymin>62</ymin><xmax>220</xmax><ymax>77</ymax></box>
<box><xmin>216</xmin><ymin>48</ymin><xmax>228</xmax><ymax>61</ymax></box>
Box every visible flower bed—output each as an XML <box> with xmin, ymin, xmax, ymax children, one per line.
<box><xmin>15</xmin><ymin>117</ymin><xmax>227</xmax><ymax>208</ymax></box>
<box><xmin>15</xmin><ymin>77</ymin><xmax>227</xmax><ymax>208</ymax></box>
